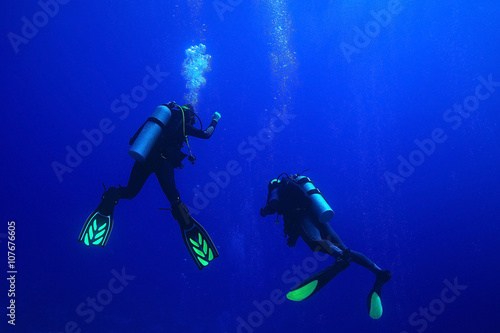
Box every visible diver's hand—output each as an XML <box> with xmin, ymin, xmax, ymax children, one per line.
<box><xmin>212</xmin><ymin>112</ymin><xmax>221</xmax><ymax>122</ymax></box>
<box><xmin>260</xmin><ymin>207</ymin><xmax>268</xmax><ymax>217</ymax></box>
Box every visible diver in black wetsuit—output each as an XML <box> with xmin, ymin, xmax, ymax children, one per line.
<box><xmin>79</xmin><ymin>102</ymin><xmax>220</xmax><ymax>270</ymax></box>
<box><xmin>119</xmin><ymin>102</ymin><xmax>219</xmax><ymax>208</ymax></box>
<box><xmin>260</xmin><ymin>172</ymin><xmax>391</xmax><ymax>318</ymax></box>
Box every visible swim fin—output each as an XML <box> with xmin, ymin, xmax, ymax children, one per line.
<box><xmin>286</xmin><ymin>259</ymin><xmax>350</xmax><ymax>302</ymax></box>
<box><xmin>78</xmin><ymin>187</ymin><xmax>120</xmax><ymax>247</ymax></box>
<box><xmin>367</xmin><ymin>270</ymin><xmax>392</xmax><ymax>319</ymax></box>
<box><xmin>172</xmin><ymin>202</ymin><xmax>219</xmax><ymax>270</ymax></box>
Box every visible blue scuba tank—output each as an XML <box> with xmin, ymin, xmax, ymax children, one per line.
<box><xmin>295</xmin><ymin>176</ymin><xmax>334</xmax><ymax>223</ymax></box>
<box><xmin>129</xmin><ymin>105</ymin><xmax>172</xmax><ymax>162</ymax></box>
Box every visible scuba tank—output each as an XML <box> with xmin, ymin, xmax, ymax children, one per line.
<box><xmin>294</xmin><ymin>176</ymin><xmax>334</xmax><ymax>223</ymax></box>
<box><xmin>128</xmin><ymin>105</ymin><xmax>172</xmax><ymax>162</ymax></box>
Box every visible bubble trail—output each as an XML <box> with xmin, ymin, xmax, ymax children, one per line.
<box><xmin>266</xmin><ymin>0</ymin><xmax>298</xmax><ymax>110</ymax></box>
<box><xmin>181</xmin><ymin>43</ymin><xmax>212</xmax><ymax>107</ymax></box>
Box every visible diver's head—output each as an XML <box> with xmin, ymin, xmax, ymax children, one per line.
<box><xmin>181</xmin><ymin>104</ymin><xmax>196</xmax><ymax>125</ymax></box>
<box><xmin>268</xmin><ymin>178</ymin><xmax>281</xmax><ymax>192</ymax></box>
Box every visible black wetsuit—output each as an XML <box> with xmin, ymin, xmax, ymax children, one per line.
<box><xmin>117</xmin><ymin>106</ymin><xmax>218</xmax><ymax>206</ymax></box>
<box><xmin>261</xmin><ymin>176</ymin><xmax>384</xmax><ymax>276</ymax></box>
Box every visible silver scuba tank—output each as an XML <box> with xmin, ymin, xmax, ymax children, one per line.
<box><xmin>129</xmin><ymin>105</ymin><xmax>172</xmax><ymax>162</ymax></box>
<box><xmin>295</xmin><ymin>176</ymin><xmax>334</xmax><ymax>223</ymax></box>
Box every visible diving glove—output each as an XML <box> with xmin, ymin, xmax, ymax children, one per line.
<box><xmin>212</xmin><ymin>112</ymin><xmax>221</xmax><ymax>122</ymax></box>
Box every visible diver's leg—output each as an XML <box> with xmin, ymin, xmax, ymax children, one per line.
<box><xmin>316</xmin><ymin>223</ymin><xmax>391</xmax><ymax>318</ymax></box>
<box><xmin>319</xmin><ymin>222</ymin><xmax>385</xmax><ymax>276</ymax></box>
<box><xmin>155</xmin><ymin>158</ymin><xmax>181</xmax><ymax>205</ymax></box>
<box><xmin>350</xmin><ymin>250</ymin><xmax>384</xmax><ymax>275</ymax></box>
<box><xmin>301</xmin><ymin>216</ymin><xmax>344</xmax><ymax>259</ymax></box>
<box><xmin>318</xmin><ymin>223</ymin><xmax>347</xmax><ymax>250</ymax></box>
<box><xmin>118</xmin><ymin>161</ymin><xmax>152</xmax><ymax>200</ymax></box>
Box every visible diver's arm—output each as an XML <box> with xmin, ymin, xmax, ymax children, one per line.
<box><xmin>185</xmin><ymin>120</ymin><xmax>217</xmax><ymax>139</ymax></box>
<box><xmin>260</xmin><ymin>201</ymin><xmax>279</xmax><ymax>217</ymax></box>
<box><xmin>186</xmin><ymin>112</ymin><xmax>221</xmax><ymax>139</ymax></box>
<box><xmin>260</xmin><ymin>186</ymin><xmax>281</xmax><ymax>217</ymax></box>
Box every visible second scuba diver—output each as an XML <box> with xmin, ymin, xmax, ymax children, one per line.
<box><xmin>79</xmin><ymin>102</ymin><xmax>220</xmax><ymax>270</ymax></box>
<box><xmin>260</xmin><ymin>171</ymin><xmax>392</xmax><ymax>319</ymax></box>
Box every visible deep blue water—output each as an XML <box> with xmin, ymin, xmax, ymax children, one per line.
<box><xmin>2</xmin><ymin>1</ymin><xmax>500</xmax><ymax>332</ymax></box>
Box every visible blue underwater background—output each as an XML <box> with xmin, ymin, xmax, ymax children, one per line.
<box><xmin>2</xmin><ymin>0</ymin><xmax>500</xmax><ymax>332</ymax></box>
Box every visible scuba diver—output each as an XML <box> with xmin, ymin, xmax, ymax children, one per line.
<box><xmin>260</xmin><ymin>171</ymin><xmax>391</xmax><ymax>319</ymax></box>
<box><xmin>79</xmin><ymin>102</ymin><xmax>220</xmax><ymax>270</ymax></box>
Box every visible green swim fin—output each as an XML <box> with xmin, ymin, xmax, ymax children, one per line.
<box><xmin>286</xmin><ymin>259</ymin><xmax>350</xmax><ymax>302</ymax></box>
<box><xmin>78</xmin><ymin>187</ymin><xmax>119</xmax><ymax>247</ymax></box>
<box><xmin>79</xmin><ymin>209</ymin><xmax>114</xmax><ymax>247</ymax></box>
<box><xmin>173</xmin><ymin>202</ymin><xmax>219</xmax><ymax>270</ymax></box>
<box><xmin>367</xmin><ymin>270</ymin><xmax>392</xmax><ymax>319</ymax></box>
